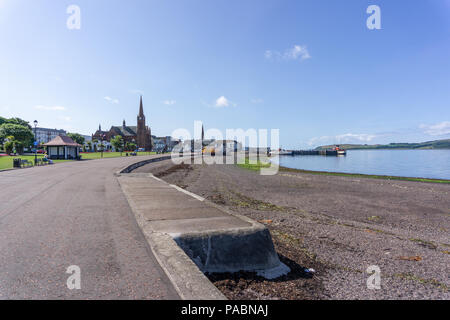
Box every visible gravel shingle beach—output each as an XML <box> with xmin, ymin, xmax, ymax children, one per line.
<box><xmin>135</xmin><ymin>160</ymin><xmax>450</xmax><ymax>300</ymax></box>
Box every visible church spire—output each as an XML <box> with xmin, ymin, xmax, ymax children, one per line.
<box><xmin>139</xmin><ymin>95</ymin><xmax>144</xmax><ymax>117</ymax></box>
<box><xmin>201</xmin><ymin>125</ymin><xmax>204</xmax><ymax>146</ymax></box>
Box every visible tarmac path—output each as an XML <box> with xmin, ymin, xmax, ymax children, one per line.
<box><xmin>0</xmin><ymin>156</ymin><xmax>179</xmax><ymax>299</ymax></box>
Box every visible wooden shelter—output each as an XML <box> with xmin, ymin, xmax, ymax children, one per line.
<box><xmin>43</xmin><ymin>136</ymin><xmax>81</xmax><ymax>160</ymax></box>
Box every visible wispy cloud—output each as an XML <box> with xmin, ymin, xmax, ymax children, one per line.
<box><xmin>265</xmin><ymin>45</ymin><xmax>311</xmax><ymax>62</ymax></box>
<box><xmin>34</xmin><ymin>105</ymin><xmax>66</xmax><ymax>111</ymax></box>
<box><xmin>264</xmin><ymin>50</ymin><xmax>273</xmax><ymax>59</ymax></box>
<box><xmin>420</xmin><ymin>121</ymin><xmax>450</xmax><ymax>136</ymax></box>
<box><xmin>308</xmin><ymin>133</ymin><xmax>378</xmax><ymax>147</ymax></box>
<box><xmin>215</xmin><ymin>96</ymin><xmax>237</xmax><ymax>108</ymax></box>
<box><xmin>104</xmin><ymin>96</ymin><xmax>119</xmax><ymax>104</ymax></box>
<box><xmin>163</xmin><ymin>100</ymin><xmax>176</xmax><ymax>106</ymax></box>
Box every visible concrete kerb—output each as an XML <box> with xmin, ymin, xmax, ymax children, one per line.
<box><xmin>116</xmin><ymin>155</ymin><xmax>226</xmax><ymax>300</ymax></box>
<box><xmin>115</xmin><ymin>155</ymin><xmax>172</xmax><ymax>176</ymax></box>
<box><xmin>116</xmin><ymin>156</ymin><xmax>289</xmax><ymax>300</ymax></box>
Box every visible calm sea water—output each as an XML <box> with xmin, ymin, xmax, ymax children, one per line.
<box><xmin>277</xmin><ymin>149</ymin><xmax>450</xmax><ymax>180</ymax></box>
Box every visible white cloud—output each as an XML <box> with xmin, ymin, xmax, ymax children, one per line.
<box><xmin>285</xmin><ymin>45</ymin><xmax>311</xmax><ymax>60</ymax></box>
<box><xmin>265</xmin><ymin>44</ymin><xmax>311</xmax><ymax>62</ymax></box>
<box><xmin>104</xmin><ymin>96</ymin><xmax>119</xmax><ymax>104</ymax></box>
<box><xmin>420</xmin><ymin>121</ymin><xmax>450</xmax><ymax>136</ymax></box>
<box><xmin>336</xmin><ymin>133</ymin><xmax>377</xmax><ymax>142</ymax></box>
<box><xmin>163</xmin><ymin>100</ymin><xmax>176</xmax><ymax>105</ymax></box>
<box><xmin>34</xmin><ymin>105</ymin><xmax>66</xmax><ymax>111</ymax></box>
<box><xmin>308</xmin><ymin>133</ymin><xmax>378</xmax><ymax>147</ymax></box>
<box><xmin>203</xmin><ymin>96</ymin><xmax>236</xmax><ymax>108</ymax></box>
<box><xmin>215</xmin><ymin>96</ymin><xmax>231</xmax><ymax>108</ymax></box>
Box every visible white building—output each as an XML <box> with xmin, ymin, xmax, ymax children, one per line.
<box><xmin>34</xmin><ymin>127</ymin><xmax>67</xmax><ymax>144</ymax></box>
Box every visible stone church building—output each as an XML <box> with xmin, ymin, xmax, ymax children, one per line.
<box><xmin>92</xmin><ymin>96</ymin><xmax>152</xmax><ymax>151</ymax></box>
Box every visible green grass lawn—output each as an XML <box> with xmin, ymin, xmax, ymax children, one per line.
<box><xmin>79</xmin><ymin>151</ymin><xmax>155</xmax><ymax>160</ymax></box>
<box><xmin>0</xmin><ymin>155</ymin><xmax>70</xmax><ymax>171</ymax></box>
<box><xmin>0</xmin><ymin>152</ymin><xmax>157</xmax><ymax>171</ymax></box>
<box><xmin>236</xmin><ymin>158</ymin><xmax>271</xmax><ymax>171</ymax></box>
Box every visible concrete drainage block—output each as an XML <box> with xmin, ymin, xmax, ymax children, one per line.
<box><xmin>172</xmin><ymin>227</ymin><xmax>290</xmax><ymax>279</ymax></box>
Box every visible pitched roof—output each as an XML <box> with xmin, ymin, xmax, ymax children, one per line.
<box><xmin>111</xmin><ymin>126</ymin><xmax>137</xmax><ymax>136</ymax></box>
<box><xmin>43</xmin><ymin>135</ymin><xmax>82</xmax><ymax>147</ymax></box>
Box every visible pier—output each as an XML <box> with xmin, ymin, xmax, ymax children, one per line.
<box><xmin>291</xmin><ymin>150</ymin><xmax>340</xmax><ymax>156</ymax></box>
<box><xmin>273</xmin><ymin>150</ymin><xmax>342</xmax><ymax>156</ymax></box>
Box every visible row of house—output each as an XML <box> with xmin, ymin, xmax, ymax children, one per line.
<box><xmin>35</xmin><ymin>97</ymin><xmax>242</xmax><ymax>158</ymax></box>
<box><xmin>177</xmin><ymin>139</ymin><xmax>242</xmax><ymax>153</ymax></box>
<box><xmin>35</xmin><ymin>97</ymin><xmax>179</xmax><ymax>154</ymax></box>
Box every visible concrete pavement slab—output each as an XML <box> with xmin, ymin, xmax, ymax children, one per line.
<box><xmin>117</xmin><ymin>160</ymin><xmax>289</xmax><ymax>299</ymax></box>
<box><xmin>147</xmin><ymin>216</ymin><xmax>251</xmax><ymax>234</ymax></box>
<box><xmin>139</xmin><ymin>207</ymin><xmax>231</xmax><ymax>221</ymax></box>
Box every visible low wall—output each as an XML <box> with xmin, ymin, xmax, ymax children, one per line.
<box><xmin>119</xmin><ymin>155</ymin><xmax>172</xmax><ymax>174</ymax></box>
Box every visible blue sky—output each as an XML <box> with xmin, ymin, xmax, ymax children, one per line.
<box><xmin>1</xmin><ymin>0</ymin><xmax>449</xmax><ymax>148</ymax></box>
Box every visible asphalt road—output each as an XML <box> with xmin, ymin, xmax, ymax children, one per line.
<box><xmin>0</xmin><ymin>156</ymin><xmax>179</xmax><ymax>299</ymax></box>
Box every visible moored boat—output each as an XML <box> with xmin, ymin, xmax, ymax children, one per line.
<box><xmin>334</xmin><ymin>145</ymin><xmax>347</xmax><ymax>155</ymax></box>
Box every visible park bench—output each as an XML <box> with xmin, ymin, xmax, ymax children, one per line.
<box><xmin>35</xmin><ymin>158</ymin><xmax>49</xmax><ymax>166</ymax></box>
<box><xmin>20</xmin><ymin>159</ymin><xmax>33</xmax><ymax>168</ymax></box>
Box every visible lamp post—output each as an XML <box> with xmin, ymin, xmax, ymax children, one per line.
<box><xmin>33</xmin><ymin>120</ymin><xmax>38</xmax><ymax>165</ymax></box>
<box><xmin>101</xmin><ymin>134</ymin><xmax>106</xmax><ymax>158</ymax></box>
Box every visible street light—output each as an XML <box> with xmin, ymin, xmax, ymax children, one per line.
<box><xmin>33</xmin><ymin>120</ymin><xmax>38</xmax><ymax>165</ymax></box>
<box><xmin>101</xmin><ymin>134</ymin><xmax>106</xmax><ymax>158</ymax></box>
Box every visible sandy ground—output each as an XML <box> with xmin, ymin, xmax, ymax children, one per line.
<box><xmin>134</xmin><ymin>160</ymin><xmax>450</xmax><ymax>300</ymax></box>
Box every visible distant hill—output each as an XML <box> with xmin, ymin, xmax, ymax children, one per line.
<box><xmin>315</xmin><ymin>139</ymin><xmax>450</xmax><ymax>151</ymax></box>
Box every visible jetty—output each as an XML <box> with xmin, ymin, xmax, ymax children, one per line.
<box><xmin>276</xmin><ymin>146</ymin><xmax>347</xmax><ymax>156</ymax></box>
<box><xmin>291</xmin><ymin>150</ymin><xmax>341</xmax><ymax>156</ymax></box>
<box><xmin>271</xmin><ymin>150</ymin><xmax>342</xmax><ymax>156</ymax></box>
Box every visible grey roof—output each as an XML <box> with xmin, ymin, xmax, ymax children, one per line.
<box><xmin>111</xmin><ymin>126</ymin><xmax>137</xmax><ymax>137</ymax></box>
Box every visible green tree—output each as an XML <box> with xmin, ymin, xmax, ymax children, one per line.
<box><xmin>87</xmin><ymin>141</ymin><xmax>92</xmax><ymax>152</ymax></box>
<box><xmin>0</xmin><ymin>123</ymin><xmax>34</xmax><ymax>147</ymax></box>
<box><xmin>3</xmin><ymin>136</ymin><xmax>22</xmax><ymax>154</ymax></box>
<box><xmin>14</xmin><ymin>140</ymin><xmax>24</xmax><ymax>154</ymax></box>
<box><xmin>4</xmin><ymin>141</ymin><xmax>14</xmax><ymax>154</ymax></box>
<box><xmin>92</xmin><ymin>139</ymin><xmax>99</xmax><ymax>152</ymax></box>
<box><xmin>125</xmin><ymin>142</ymin><xmax>137</xmax><ymax>151</ymax></box>
<box><xmin>0</xmin><ymin>116</ymin><xmax>7</xmax><ymax>126</ymax></box>
<box><xmin>6</xmin><ymin>117</ymin><xmax>31</xmax><ymax>129</ymax></box>
<box><xmin>110</xmin><ymin>135</ymin><xmax>124</xmax><ymax>155</ymax></box>
<box><xmin>67</xmin><ymin>133</ymin><xmax>85</xmax><ymax>145</ymax></box>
